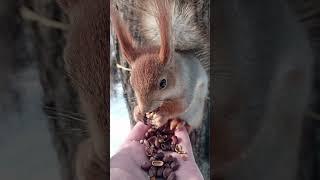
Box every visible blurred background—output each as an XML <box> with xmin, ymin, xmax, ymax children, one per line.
<box><xmin>0</xmin><ymin>1</ymin><xmax>84</xmax><ymax>180</ymax></box>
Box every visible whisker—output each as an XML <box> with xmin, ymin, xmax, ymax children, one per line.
<box><xmin>43</xmin><ymin>106</ymin><xmax>85</xmax><ymax>117</ymax></box>
<box><xmin>46</xmin><ymin>116</ymin><xmax>85</xmax><ymax>126</ymax></box>
<box><xmin>45</xmin><ymin>113</ymin><xmax>87</xmax><ymax>123</ymax></box>
<box><xmin>46</xmin><ymin>116</ymin><xmax>88</xmax><ymax>135</ymax></box>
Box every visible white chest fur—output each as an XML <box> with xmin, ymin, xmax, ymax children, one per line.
<box><xmin>176</xmin><ymin>53</ymin><xmax>209</xmax><ymax>128</ymax></box>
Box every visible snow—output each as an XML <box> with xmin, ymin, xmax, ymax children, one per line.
<box><xmin>110</xmin><ymin>83</ymin><xmax>131</xmax><ymax>157</ymax></box>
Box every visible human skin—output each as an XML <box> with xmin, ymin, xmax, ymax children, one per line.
<box><xmin>110</xmin><ymin>121</ymin><xmax>204</xmax><ymax>180</ymax></box>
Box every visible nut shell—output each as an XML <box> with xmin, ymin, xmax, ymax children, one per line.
<box><xmin>152</xmin><ymin>160</ymin><xmax>164</xmax><ymax>167</ymax></box>
<box><xmin>163</xmin><ymin>155</ymin><xmax>174</xmax><ymax>163</ymax></box>
<box><xmin>157</xmin><ymin>166</ymin><xmax>164</xmax><ymax>177</ymax></box>
<box><xmin>170</xmin><ymin>160</ymin><xmax>180</xmax><ymax>171</ymax></box>
<box><xmin>154</xmin><ymin>152</ymin><xmax>165</xmax><ymax>160</ymax></box>
<box><xmin>167</xmin><ymin>172</ymin><xmax>176</xmax><ymax>180</ymax></box>
<box><xmin>163</xmin><ymin>167</ymin><xmax>173</xmax><ymax>178</ymax></box>
<box><xmin>148</xmin><ymin>166</ymin><xmax>157</xmax><ymax>177</ymax></box>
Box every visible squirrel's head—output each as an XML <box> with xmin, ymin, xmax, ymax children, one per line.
<box><xmin>111</xmin><ymin>1</ymin><xmax>181</xmax><ymax>114</ymax></box>
<box><xmin>130</xmin><ymin>51</ymin><xmax>180</xmax><ymax>114</ymax></box>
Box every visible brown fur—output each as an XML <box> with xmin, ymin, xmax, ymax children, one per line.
<box><xmin>57</xmin><ymin>0</ymin><xmax>108</xmax><ymax>179</ymax></box>
<box><xmin>156</xmin><ymin>98</ymin><xmax>186</xmax><ymax>116</ymax></box>
<box><xmin>131</xmin><ymin>54</ymin><xmax>165</xmax><ymax>111</ymax></box>
<box><xmin>110</xmin><ymin>1</ymin><xmax>172</xmax><ymax>66</ymax></box>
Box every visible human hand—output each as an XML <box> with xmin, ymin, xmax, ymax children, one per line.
<box><xmin>110</xmin><ymin>121</ymin><xmax>204</xmax><ymax>180</ymax></box>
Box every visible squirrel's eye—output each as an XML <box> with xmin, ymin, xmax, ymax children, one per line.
<box><xmin>159</xmin><ymin>79</ymin><xmax>167</xmax><ymax>89</ymax></box>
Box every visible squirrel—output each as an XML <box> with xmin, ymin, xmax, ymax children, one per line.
<box><xmin>111</xmin><ymin>0</ymin><xmax>209</xmax><ymax>130</ymax></box>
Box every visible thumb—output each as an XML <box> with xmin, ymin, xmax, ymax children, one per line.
<box><xmin>124</xmin><ymin>121</ymin><xmax>150</xmax><ymax>143</ymax></box>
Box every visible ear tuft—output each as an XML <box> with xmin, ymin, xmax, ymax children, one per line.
<box><xmin>110</xmin><ymin>6</ymin><xmax>138</xmax><ymax>65</ymax></box>
<box><xmin>56</xmin><ymin>0</ymin><xmax>78</xmax><ymax>13</ymax></box>
<box><xmin>154</xmin><ymin>0</ymin><xmax>172</xmax><ymax>65</ymax></box>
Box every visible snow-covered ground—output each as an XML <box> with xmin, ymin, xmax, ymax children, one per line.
<box><xmin>110</xmin><ymin>83</ymin><xmax>131</xmax><ymax>157</ymax></box>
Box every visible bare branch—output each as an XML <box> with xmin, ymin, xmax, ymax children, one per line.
<box><xmin>20</xmin><ymin>6</ymin><xmax>69</xmax><ymax>31</ymax></box>
<box><xmin>116</xmin><ymin>63</ymin><xmax>131</xmax><ymax>71</ymax></box>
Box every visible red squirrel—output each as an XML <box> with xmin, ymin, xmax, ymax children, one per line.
<box><xmin>111</xmin><ymin>0</ymin><xmax>209</xmax><ymax>130</ymax></box>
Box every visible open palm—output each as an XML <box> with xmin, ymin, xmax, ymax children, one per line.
<box><xmin>110</xmin><ymin>122</ymin><xmax>204</xmax><ymax>180</ymax></box>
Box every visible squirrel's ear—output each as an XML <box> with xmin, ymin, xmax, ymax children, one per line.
<box><xmin>56</xmin><ymin>0</ymin><xmax>78</xmax><ymax>13</ymax></box>
<box><xmin>111</xmin><ymin>7</ymin><xmax>138</xmax><ymax>65</ymax></box>
<box><xmin>156</xmin><ymin>0</ymin><xmax>172</xmax><ymax>65</ymax></box>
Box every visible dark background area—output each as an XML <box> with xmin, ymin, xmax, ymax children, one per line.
<box><xmin>213</xmin><ymin>0</ymin><xmax>320</xmax><ymax>179</ymax></box>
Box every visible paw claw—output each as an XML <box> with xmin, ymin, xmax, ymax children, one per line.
<box><xmin>170</xmin><ymin>118</ymin><xmax>192</xmax><ymax>133</ymax></box>
<box><xmin>170</xmin><ymin>118</ymin><xmax>179</xmax><ymax>130</ymax></box>
<box><xmin>170</xmin><ymin>118</ymin><xmax>185</xmax><ymax>130</ymax></box>
<box><xmin>176</xmin><ymin>121</ymin><xmax>185</xmax><ymax>130</ymax></box>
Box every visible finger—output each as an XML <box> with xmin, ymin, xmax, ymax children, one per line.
<box><xmin>125</xmin><ymin>121</ymin><xmax>150</xmax><ymax>142</ymax></box>
<box><xmin>174</xmin><ymin>126</ymin><xmax>195</xmax><ymax>160</ymax></box>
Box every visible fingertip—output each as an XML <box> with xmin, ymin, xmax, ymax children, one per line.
<box><xmin>132</xmin><ymin>121</ymin><xmax>150</xmax><ymax>134</ymax></box>
<box><xmin>126</xmin><ymin>121</ymin><xmax>150</xmax><ymax>142</ymax></box>
<box><xmin>135</xmin><ymin>121</ymin><xmax>149</xmax><ymax>128</ymax></box>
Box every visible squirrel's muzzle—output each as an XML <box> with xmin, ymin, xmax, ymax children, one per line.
<box><xmin>138</xmin><ymin>102</ymin><xmax>159</xmax><ymax>115</ymax></box>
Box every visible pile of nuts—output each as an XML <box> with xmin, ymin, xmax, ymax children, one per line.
<box><xmin>139</xmin><ymin>117</ymin><xmax>187</xmax><ymax>180</ymax></box>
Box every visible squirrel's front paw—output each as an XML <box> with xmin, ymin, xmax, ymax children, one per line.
<box><xmin>170</xmin><ymin>118</ymin><xmax>192</xmax><ymax>134</ymax></box>
<box><xmin>149</xmin><ymin>112</ymin><xmax>169</xmax><ymax>128</ymax></box>
<box><xmin>133</xmin><ymin>106</ymin><xmax>144</xmax><ymax>123</ymax></box>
